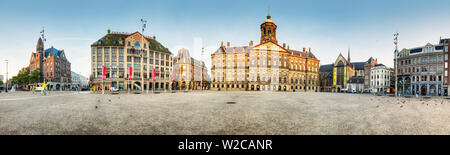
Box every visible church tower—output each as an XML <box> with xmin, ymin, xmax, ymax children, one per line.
<box><xmin>260</xmin><ymin>8</ymin><xmax>277</xmax><ymax>44</ymax></box>
<box><xmin>347</xmin><ymin>48</ymin><xmax>351</xmax><ymax>63</ymax></box>
<box><xmin>36</xmin><ymin>37</ymin><xmax>44</xmax><ymax>74</ymax></box>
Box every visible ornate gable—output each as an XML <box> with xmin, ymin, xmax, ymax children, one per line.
<box><xmin>252</xmin><ymin>41</ymin><xmax>287</xmax><ymax>53</ymax></box>
<box><xmin>126</xmin><ymin>32</ymin><xmax>149</xmax><ymax>49</ymax></box>
<box><xmin>334</xmin><ymin>54</ymin><xmax>350</xmax><ymax>66</ymax></box>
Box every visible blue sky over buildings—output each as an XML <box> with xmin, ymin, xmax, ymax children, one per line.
<box><xmin>0</xmin><ymin>0</ymin><xmax>449</xmax><ymax>78</ymax></box>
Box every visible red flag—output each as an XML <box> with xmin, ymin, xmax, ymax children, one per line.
<box><xmin>128</xmin><ymin>66</ymin><xmax>133</xmax><ymax>80</ymax></box>
<box><xmin>102</xmin><ymin>66</ymin><xmax>107</xmax><ymax>81</ymax></box>
<box><xmin>152</xmin><ymin>68</ymin><xmax>156</xmax><ymax>82</ymax></box>
<box><xmin>171</xmin><ymin>71</ymin><xmax>174</xmax><ymax>83</ymax></box>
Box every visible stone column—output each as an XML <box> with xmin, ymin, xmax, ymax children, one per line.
<box><xmin>436</xmin><ymin>83</ymin><xmax>439</xmax><ymax>96</ymax></box>
<box><xmin>426</xmin><ymin>84</ymin><xmax>430</xmax><ymax>96</ymax></box>
<box><xmin>417</xmin><ymin>83</ymin><xmax>422</xmax><ymax>96</ymax></box>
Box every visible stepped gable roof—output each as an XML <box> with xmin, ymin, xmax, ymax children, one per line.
<box><xmin>91</xmin><ymin>31</ymin><xmax>171</xmax><ymax>53</ymax></box>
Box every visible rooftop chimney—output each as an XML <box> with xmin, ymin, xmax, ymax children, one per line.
<box><xmin>227</xmin><ymin>42</ymin><xmax>230</xmax><ymax>47</ymax></box>
<box><xmin>221</xmin><ymin>41</ymin><xmax>223</xmax><ymax>47</ymax></box>
<box><xmin>283</xmin><ymin>43</ymin><xmax>286</xmax><ymax>48</ymax></box>
<box><xmin>303</xmin><ymin>48</ymin><xmax>306</xmax><ymax>52</ymax></box>
<box><xmin>249</xmin><ymin>41</ymin><xmax>253</xmax><ymax>46</ymax></box>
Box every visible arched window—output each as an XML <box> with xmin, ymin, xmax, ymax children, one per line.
<box><xmin>134</xmin><ymin>42</ymin><xmax>140</xmax><ymax>49</ymax></box>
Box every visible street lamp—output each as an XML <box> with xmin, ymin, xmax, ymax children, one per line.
<box><xmin>201</xmin><ymin>47</ymin><xmax>204</xmax><ymax>90</ymax></box>
<box><xmin>394</xmin><ymin>32</ymin><xmax>399</xmax><ymax>97</ymax></box>
<box><xmin>4</xmin><ymin>59</ymin><xmax>8</xmax><ymax>93</ymax></box>
<box><xmin>140</xmin><ymin>18</ymin><xmax>147</xmax><ymax>95</ymax></box>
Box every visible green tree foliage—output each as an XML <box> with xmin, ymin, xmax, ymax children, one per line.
<box><xmin>11</xmin><ymin>70</ymin><xmax>30</xmax><ymax>86</ymax></box>
<box><xmin>29</xmin><ymin>69</ymin><xmax>42</xmax><ymax>84</ymax></box>
<box><xmin>10</xmin><ymin>68</ymin><xmax>42</xmax><ymax>87</ymax></box>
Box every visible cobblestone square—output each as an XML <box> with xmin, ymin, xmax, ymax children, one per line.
<box><xmin>0</xmin><ymin>91</ymin><xmax>449</xmax><ymax>135</ymax></box>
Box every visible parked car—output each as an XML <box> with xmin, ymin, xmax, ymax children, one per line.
<box><xmin>111</xmin><ymin>87</ymin><xmax>120</xmax><ymax>94</ymax></box>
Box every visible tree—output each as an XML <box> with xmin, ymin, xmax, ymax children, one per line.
<box><xmin>29</xmin><ymin>68</ymin><xmax>42</xmax><ymax>85</ymax></box>
<box><xmin>11</xmin><ymin>70</ymin><xmax>30</xmax><ymax>87</ymax></box>
<box><xmin>0</xmin><ymin>80</ymin><xmax>3</xmax><ymax>85</ymax></box>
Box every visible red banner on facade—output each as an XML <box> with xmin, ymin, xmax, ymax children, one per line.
<box><xmin>128</xmin><ymin>66</ymin><xmax>133</xmax><ymax>80</ymax></box>
<box><xmin>102</xmin><ymin>66</ymin><xmax>107</xmax><ymax>81</ymax></box>
<box><xmin>171</xmin><ymin>71</ymin><xmax>174</xmax><ymax>83</ymax></box>
<box><xmin>152</xmin><ymin>68</ymin><xmax>156</xmax><ymax>82</ymax></box>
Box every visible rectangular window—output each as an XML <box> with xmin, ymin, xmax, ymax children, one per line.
<box><xmin>97</xmin><ymin>57</ymin><xmax>102</xmax><ymax>62</ymax></box>
<box><xmin>112</xmin><ymin>48</ymin><xmax>117</xmax><ymax>54</ymax></box>
<box><xmin>446</xmin><ymin>54</ymin><xmax>448</xmax><ymax>61</ymax></box>
<box><xmin>105</xmin><ymin>56</ymin><xmax>109</xmax><ymax>61</ymax></box>
<box><xmin>119</xmin><ymin>64</ymin><xmax>124</xmax><ymax>68</ymax></box>
<box><xmin>149</xmin><ymin>51</ymin><xmax>154</xmax><ymax>57</ymax></box>
<box><xmin>92</xmin><ymin>48</ymin><xmax>95</xmax><ymax>54</ymax></box>
<box><xmin>430</xmin><ymin>57</ymin><xmax>436</xmax><ymax>63</ymax></box>
<box><xmin>119</xmin><ymin>56</ymin><xmax>124</xmax><ymax>62</ymax></box>
<box><xmin>422</xmin><ymin>57</ymin><xmax>428</xmax><ymax>63</ymax></box>
<box><xmin>134</xmin><ymin>64</ymin><xmax>140</xmax><ymax>69</ymax></box>
<box><xmin>422</xmin><ymin>66</ymin><xmax>427</xmax><ymax>72</ymax></box>
<box><xmin>97</xmin><ymin>48</ymin><xmax>102</xmax><ymax>54</ymax></box>
<box><xmin>119</xmin><ymin>48</ymin><xmax>124</xmax><ymax>54</ymax></box>
<box><xmin>445</xmin><ymin>46</ymin><xmax>448</xmax><ymax>52</ymax></box>
<box><xmin>430</xmin><ymin>66</ymin><xmax>436</xmax><ymax>72</ymax></box>
<box><xmin>112</xmin><ymin>56</ymin><xmax>116</xmax><ymax>61</ymax></box>
<box><xmin>105</xmin><ymin>48</ymin><xmax>109</xmax><ymax>54</ymax></box>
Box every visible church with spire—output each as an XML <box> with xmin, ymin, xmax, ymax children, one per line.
<box><xmin>211</xmin><ymin>9</ymin><xmax>321</xmax><ymax>92</ymax></box>
<box><xmin>318</xmin><ymin>48</ymin><xmax>378</xmax><ymax>92</ymax></box>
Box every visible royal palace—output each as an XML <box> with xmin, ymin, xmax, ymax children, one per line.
<box><xmin>210</xmin><ymin>10</ymin><xmax>320</xmax><ymax>92</ymax></box>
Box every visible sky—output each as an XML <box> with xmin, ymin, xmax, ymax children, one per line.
<box><xmin>0</xmin><ymin>0</ymin><xmax>450</xmax><ymax>81</ymax></box>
